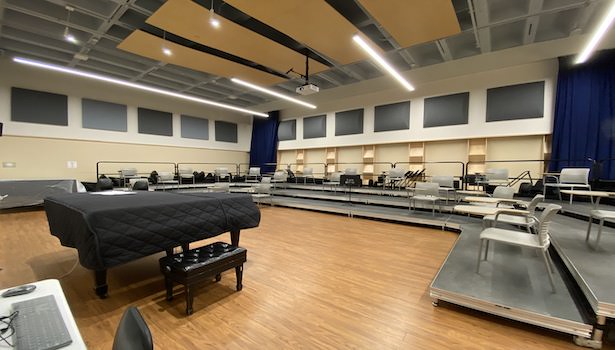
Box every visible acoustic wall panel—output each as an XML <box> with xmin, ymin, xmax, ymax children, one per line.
<box><xmin>181</xmin><ymin>115</ymin><xmax>209</xmax><ymax>140</ymax></box>
<box><xmin>423</xmin><ymin>92</ymin><xmax>469</xmax><ymax>128</ymax></box>
<box><xmin>374</xmin><ymin>101</ymin><xmax>410</xmax><ymax>132</ymax></box>
<box><xmin>303</xmin><ymin>115</ymin><xmax>326</xmax><ymax>139</ymax></box>
<box><xmin>335</xmin><ymin>109</ymin><xmax>364</xmax><ymax>136</ymax></box>
<box><xmin>11</xmin><ymin>87</ymin><xmax>68</xmax><ymax>126</ymax></box>
<box><xmin>278</xmin><ymin>119</ymin><xmax>296</xmax><ymax>141</ymax></box>
<box><xmin>138</xmin><ymin>107</ymin><xmax>173</xmax><ymax>136</ymax></box>
<box><xmin>82</xmin><ymin>98</ymin><xmax>127</xmax><ymax>132</ymax></box>
<box><xmin>487</xmin><ymin>81</ymin><xmax>545</xmax><ymax>122</ymax></box>
<box><xmin>215</xmin><ymin>120</ymin><xmax>238</xmax><ymax>143</ymax></box>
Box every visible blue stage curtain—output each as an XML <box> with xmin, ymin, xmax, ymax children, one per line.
<box><xmin>550</xmin><ymin>49</ymin><xmax>615</xmax><ymax>179</ymax></box>
<box><xmin>249</xmin><ymin>111</ymin><xmax>279</xmax><ymax>174</ymax></box>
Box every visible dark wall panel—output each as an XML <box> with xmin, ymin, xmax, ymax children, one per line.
<box><xmin>487</xmin><ymin>81</ymin><xmax>545</xmax><ymax>122</ymax></box>
<box><xmin>82</xmin><ymin>98</ymin><xmax>127</xmax><ymax>132</ymax></box>
<box><xmin>181</xmin><ymin>115</ymin><xmax>209</xmax><ymax>140</ymax></box>
<box><xmin>138</xmin><ymin>107</ymin><xmax>173</xmax><ymax>136</ymax></box>
<box><xmin>278</xmin><ymin>119</ymin><xmax>296</xmax><ymax>141</ymax></box>
<box><xmin>11</xmin><ymin>87</ymin><xmax>68</xmax><ymax>126</ymax></box>
<box><xmin>423</xmin><ymin>92</ymin><xmax>469</xmax><ymax>128</ymax></box>
<box><xmin>215</xmin><ymin>120</ymin><xmax>238</xmax><ymax>143</ymax></box>
<box><xmin>304</xmin><ymin>115</ymin><xmax>327</xmax><ymax>139</ymax></box>
<box><xmin>335</xmin><ymin>109</ymin><xmax>364</xmax><ymax>136</ymax></box>
<box><xmin>374</xmin><ymin>101</ymin><xmax>410</xmax><ymax>132</ymax></box>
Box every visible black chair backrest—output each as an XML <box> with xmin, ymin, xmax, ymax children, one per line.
<box><xmin>113</xmin><ymin>306</ymin><xmax>153</xmax><ymax>350</ymax></box>
<box><xmin>132</xmin><ymin>180</ymin><xmax>149</xmax><ymax>191</ymax></box>
<box><xmin>96</xmin><ymin>177</ymin><xmax>113</xmax><ymax>191</ymax></box>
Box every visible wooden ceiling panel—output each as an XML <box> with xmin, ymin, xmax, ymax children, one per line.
<box><xmin>117</xmin><ymin>30</ymin><xmax>285</xmax><ymax>86</ymax></box>
<box><xmin>147</xmin><ymin>0</ymin><xmax>329</xmax><ymax>76</ymax></box>
<box><xmin>225</xmin><ymin>0</ymin><xmax>365</xmax><ymax>65</ymax></box>
<box><xmin>357</xmin><ymin>0</ymin><xmax>461</xmax><ymax>48</ymax></box>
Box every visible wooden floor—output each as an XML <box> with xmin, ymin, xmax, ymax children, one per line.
<box><xmin>0</xmin><ymin>207</ymin><xmax>611</xmax><ymax>349</ymax></box>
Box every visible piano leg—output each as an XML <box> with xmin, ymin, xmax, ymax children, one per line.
<box><xmin>94</xmin><ymin>269</ymin><xmax>108</xmax><ymax>298</ymax></box>
<box><xmin>230</xmin><ymin>229</ymin><xmax>240</xmax><ymax>246</ymax></box>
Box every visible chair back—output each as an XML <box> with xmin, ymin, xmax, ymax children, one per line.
<box><xmin>119</xmin><ymin>168</ymin><xmax>137</xmax><ymax>177</ymax></box>
<box><xmin>215</xmin><ymin>167</ymin><xmax>229</xmax><ymax>176</ymax></box>
<box><xmin>344</xmin><ymin>168</ymin><xmax>358</xmax><ymax>175</ymax></box>
<box><xmin>303</xmin><ymin>167</ymin><xmax>313</xmax><ymax>176</ymax></box>
<box><xmin>486</xmin><ymin>168</ymin><xmax>509</xmax><ymax>181</ymax></box>
<box><xmin>178</xmin><ymin>167</ymin><xmax>192</xmax><ymax>175</ymax></box>
<box><xmin>536</xmin><ymin>204</ymin><xmax>562</xmax><ymax>247</ymax></box>
<box><xmin>493</xmin><ymin>186</ymin><xmax>514</xmax><ymax>199</ymax></box>
<box><xmin>432</xmin><ymin>175</ymin><xmax>454</xmax><ymax>188</ymax></box>
<box><xmin>415</xmin><ymin>182</ymin><xmax>439</xmax><ymax>196</ymax></box>
<box><xmin>526</xmin><ymin>194</ymin><xmax>544</xmax><ymax>215</ymax></box>
<box><xmin>112</xmin><ymin>306</ymin><xmax>153</xmax><ymax>350</ymax></box>
<box><xmin>560</xmin><ymin>168</ymin><xmax>590</xmax><ymax>184</ymax></box>
<box><xmin>255</xmin><ymin>183</ymin><xmax>272</xmax><ymax>194</ymax></box>
<box><xmin>249</xmin><ymin>167</ymin><xmax>260</xmax><ymax>176</ymax></box>
<box><xmin>273</xmin><ymin>170</ymin><xmax>287</xmax><ymax>181</ymax></box>
<box><xmin>330</xmin><ymin>172</ymin><xmax>342</xmax><ymax>182</ymax></box>
<box><xmin>158</xmin><ymin>172</ymin><xmax>174</xmax><ymax>181</ymax></box>
<box><xmin>132</xmin><ymin>180</ymin><xmax>149</xmax><ymax>191</ymax></box>
<box><xmin>261</xmin><ymin>176</ymin><xmax>271</xmax><ymax>184</ymax></box>
<box><xmin>389</xmin><ymin>168</ymin><xmax>405</xmax><ymax>178</ymax></box>
<box><xmin>97</xmin><ymin>177</ymin><xmax>113</xmax><ymax>191</ymax></box>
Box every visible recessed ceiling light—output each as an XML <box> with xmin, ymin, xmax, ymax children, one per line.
<box><xmin>162</xmin><ymin>47</ymin><xmax>172</xmax><ymax>56</ymax></box>
<box><xmin>352</xmin><ymin>35</ymin><xmax>415</xmax><ymax>92</ymax></box>
<box><xmin>63</xmin><ymin>27</ymin><xmax>77</xmax><ymax>44</ymax></box>
<box><xmin>231</xmin><ymin>78</ymin><xmax>317</xmax><ymax>109</ymax></box>
<box><xmin>13</xmin><ymin>57</ymin><xmax>268</xmax><ymax>117</ymax></box>
<box><xmin>575</xmin><ymin>0</ymin><xmax>615</xmax><ymax>64</ymax></box>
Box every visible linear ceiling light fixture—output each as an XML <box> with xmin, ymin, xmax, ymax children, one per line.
<box><xmin>575</xmin><ymin>0</ymin><xmax>615</xmax><ymax>64</ymax></box>
<box><xmin>352</xmin><ymin>35</ymin><xmax>415</xmax><ymax>92</ymax></box>
<box><xmin>13</xmin><ymin>57</ymin><xmax>268</xmax><ymax>117</ymax></box>
<box><xmin>231</xmin><ymin>78</ymin><xmax>317</xmax><ymax>109</ymax></box>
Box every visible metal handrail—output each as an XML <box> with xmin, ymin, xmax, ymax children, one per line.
<box><xmin>395</xmin><ymin>161</ymin><xmax>465</xmax><ymax>188</ymax></box>
<box><xmin>176</xmin><ymin>162</ymin><xmax>241</xmax><ymax>177</ymax></box>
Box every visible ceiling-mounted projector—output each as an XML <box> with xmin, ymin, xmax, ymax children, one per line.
<box><xmin>296</xmin><ymin>83</ymin><xmax>319</xmax><ymax>95</ymax></box>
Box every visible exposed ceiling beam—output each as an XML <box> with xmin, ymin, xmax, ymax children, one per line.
<box><xmin>523</xmin><ymin>0</ymin><xmax>544</xmax><ymax>45</ymax></box>
<box><xmin>436</xmin><ymin>39</ymin><xmax>453</xmax><ymax>61</ymax></box>
<box><xmin>473</xmin><ymin>0</ymin><xmax>491</xmax><ymax>53</ymax></box>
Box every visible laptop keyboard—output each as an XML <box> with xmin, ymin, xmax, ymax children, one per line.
<box><xmin>11</xmin><ymin>295</ymin><xmax>73</xmax><ymax>350</ymax></box>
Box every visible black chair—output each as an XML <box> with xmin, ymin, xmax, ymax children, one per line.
<box><xmin>132</xmin><ymin>180</ymin><xmax>149</xmax><ymax>191</ymax></box>
<box><xmin>112</xmin><ymin>306</ymin><xmax>153</xmax><ymax>350</ymax></box>
<box><xmin>96</xmin><ymin>177</ymin><xmax>113</xmax><ymax>191</ymax></box>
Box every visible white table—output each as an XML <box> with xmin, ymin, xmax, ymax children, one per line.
<box><xmin>559</xmin><ymin>190</ymin><xmax>613</xmax><ymax>207</ymax></box>
<box><xmin>0</xmin><ymin>279</ymin><xmax>86</xmax><ymax>349</ymax></box>
<box><xmin>454</xmin><ymin>205</ymin><xmax>528</xmax><ymax>217</ymax></box>
<box><xmin>463</xmin><ymin>196</ymin><xmax>524</xmax><ymax>206</ymax></box>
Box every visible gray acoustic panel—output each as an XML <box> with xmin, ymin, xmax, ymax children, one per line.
<box><xmin>215</xmin><ymin>120</ymin><xmax>238</xmax><ymax>143</ymax></box>
<box><xmin>304</xmin><ymin>115</ymin><xmax>327</xmax><ymax>139</ymax></box>
<box><xmin>335</xmin><ymin>109</ymin><xmax>364</xmax><ymax>136</ymax></box>
<box><xmin>278</xmin><ymin>119</ymin><xmax>296</xmax><ymax>141</ymax></box>
<box><xmin>374</xmin><ymin>101</ymin><xmax>410</xmax><ymax>132</ymax></box>
<box><xmin>181</xmin><ymin>115</ymin><xmax>209</xmax><ymax>140</ymax></box>
<box><xmin>424</xmin><ymin>92</ymin><xmax>469</xmax><ymax>128</ymax></box>
<box><xmin>82</xmin><ymin>98</ymin><xmax>127</xmax><ymax>132</ymax></box>
<box><xmin>138</xmin><ymin>107</ymin><xmax>173</xmax><ymax>136</ymax></box>
<box><xmin>487</xmin><ymin>81</ymin><xmax>545</xmax><ymax>122</ymax></box>
<box><xmin>11</xmin><ymin>87</ymin><xmax>68</xmax><ymax>126</ymax></box>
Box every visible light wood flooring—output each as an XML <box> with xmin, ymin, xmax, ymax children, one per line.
<box><xmin>0</xmin><ymin>207</ymin><xmax>611</xmax><ymax>349</ymax></box>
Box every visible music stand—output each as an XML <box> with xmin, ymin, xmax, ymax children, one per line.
<box><xmin>340</xmin><ymin>175</ymin><xmax>361</xmax><ymax>205</ymax></box>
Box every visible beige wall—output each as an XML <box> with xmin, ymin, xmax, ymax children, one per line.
<box><xmin>486</xmin><ymin>135</ymin><xmax>544</xmax><ymax>182</ymax></box>
<box><xmin>424</xmin><ymin>140</ymin><xmax>468</xmax><ymax>178</ymax></box>
<box><xmin>304</xmin><ymin>148</ymin><xmax>326</xmax><ymax>176</ymax></box>
<box><xmin>0</xmin><ymin>136</ymin><xmax>248</xmax><ymax>181</ymax></box>
<box><xmin>337</xmin><ymin>146</ymin><xmax>363</xmax><ymax>173</ymax></box>
<box><xmin>374</xmin><ymin>143</ymin><xmax>406</xmax><ymax>174</ymax></box>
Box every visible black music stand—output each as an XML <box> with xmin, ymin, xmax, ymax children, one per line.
<box><xmin>340</xmin><ymin>175</ymin><xmax>361</xmax><ymax>205</ymax></box>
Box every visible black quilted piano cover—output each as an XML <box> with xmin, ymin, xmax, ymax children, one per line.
<box><xmin>44</xmin><ymin>191</ymin><xmax>260</xmax><ymax>270</ymax></box>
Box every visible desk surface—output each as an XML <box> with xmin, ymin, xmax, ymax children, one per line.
<box><xmin>559</xmin><ymin>190</ymin><xmax>613</xmax><ymax>197</ymax></box>
<box><xmin>0</xmin><ymin>279</ymin><xmax>86</xmax><ymax>349</ymax></box>
<box><xmin>463</xmin><ymin>197</ymin><xmax>523</xmax><ymax>204</ymax></box>
<box><xmin>454</xmin><ymin>205</ymin><xmax>528</xmax><ymax>216</ymax></box>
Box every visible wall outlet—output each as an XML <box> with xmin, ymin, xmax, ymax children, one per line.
<box><xmin>67</xmin><ymin>161</ymin><xmax>78</xmax><ymax>169</ymax></box>
<box><xmin>2</xmin><ymin>162</ymin><xmax>16</xmax><ymax>168</ymax></box>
